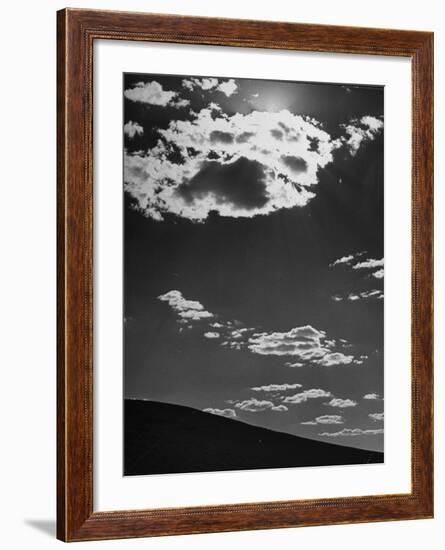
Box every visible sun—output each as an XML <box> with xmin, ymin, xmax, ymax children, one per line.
<box><xmin>249</xmin><ymin>86</ymin><xmax>298</xmax><ymax>112</ymax></box>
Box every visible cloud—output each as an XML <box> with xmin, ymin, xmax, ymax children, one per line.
<box><xmin>302</xmin><ymin>415</ymin><xmax>343</xmax><ymax>425</ymax></box>
<box><xmin>234</xmin><ymin>398</ymin><xmax>288</xmax><ymax>412</ymax></box>
<box><xmin>353</xmin><ymin>258</ymin><xmax>384</xmax><ymax>270</ymax></box>
<box><xmin>340</xmin><ymin>116</ymin><xmax>383</xmax><ymax>156</ymax></box>
<box><xmin>359</xmin><ymin>289</ymin><xmax>383</xmax><ymax>299</ymax></box>
<box><xmin>317</xmin><ymin>352</ymin><xmax>354</xmax><ymax>367</ymax></box>
<box><xmin>352</xmin><ymin>354</ymin><xmax>368</xmax><ymax>366</ymax></box>
<box><xmin>330</xmin><ymin>253</ymin><xmax>384</xmax><ymax>288</ymax></box>
<box><xmin>231</xmin><ymin>329</ymin><xmax>249</xmax><ymax>339</ymax></box>
<box><xmin>124</xmin><ymin>108</ymin><xmax>340</xmax><ymax>221</ymax></box>
<box><xmin>248</xmin><ymin>325</ymin><xmax>326</xmax><ymax>358</ymax></box>
<box><xmin>330</xmin><ymin>254</ymin><xmax>354</xmax><ymax>266</ymax></box>
<box><xmin>325</xmin><ymin>398</ymin><xmax>357</xmax><ymax>408</ymax></box>
<box><xmin>320</xmin><ymin>428</ymin><xmax>384</xmax><ymax>437</ymax></box>
<box><xmin>353</xmin><ymin>257</ymin><xmax>384</xmax><ymax>280</ymax></box>
<box><xmin>272</xmin><ymin>404</ymin><xmax>289</xmax><ymax>412</ymax></box>
<box><xmin>333</xmin><ymin>289</ymin><xmax>383</xmax><ymax>302</ymax></box>
<box><xmin>330</xmin><ymin>251</ymin><xmax>366</xmax><ymax>267</ymax></box>
<box><xmin>158</xmin><ymin>290</ymin><xmax>213</xmax><ymax>321</ymax></box>
<box><xmin>203</xmin><ymin>407</ymin><xmax>236</xmax><ymax>418</ymax></box>
<box><xmin>124</xmin><ymin>120</ymin><xmax>144</xmax><ymax>138</ymax></box>
<box><xmin>159</xmin><ymin>291</ymin><xmax>358</xmax><ymax>368</ymax></box>
<box><xmin>124</xmin><ymin>81</ymin><xmax>190</xmax><ymax>108</ymax></box>
<box><xmin>183</xmin><ymin>77</ymin><xmax>219</xmax><ymax>91</ymax></box>
<box><xmin>369</xmin><ymin>412</ymin><xmax>384</xmax><ymax>422</ymax></box>
<box><xmin>363</xmin><ymin>393</ymin><xmax>382</xmax><ymax>400</ymax></box>
<box><xmin>248</xmin><ymin>326</ymin><xmax>358</xmax><ymax>366</ymax></box>
<box><xmin>182</xmin><ymin>77</ymin><xmax>238</xmax><ymax>97</ymax></box>
<box><xmin>217</xmin><ymin>79</ymin><xmax>238</xmax><ymax>97</ymax></box>
<box><xmin>251</xmin><ymin>383</ymin><xmax>303</xmax><ymax>392</ymax></box>
<box><xmin>283</xmin><ymin>388</ymin><xmax>331</xmax><ymax>404</ymax></box>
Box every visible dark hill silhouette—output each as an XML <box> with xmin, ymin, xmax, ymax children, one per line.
<box><xmin>124</xmin><ymin>399</ymin><xmax>383</xmax><ymax>476</ymax></box>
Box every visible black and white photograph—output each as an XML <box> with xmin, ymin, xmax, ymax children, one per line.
<box><xmin>123</xmin><ymin>73</ymin><xmax>385</xmax><ymax>476</ymax></box>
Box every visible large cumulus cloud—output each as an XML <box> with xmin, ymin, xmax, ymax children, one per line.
<box><xmin>124</xmin><ymin>108</ymin><xmax>340</xmax><ymax>221</ymax></box>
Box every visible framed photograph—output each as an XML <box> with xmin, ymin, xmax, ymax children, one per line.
<box><xmin>57</xmin><ymin>8</ymin><xmax>433</xmax><ymax>542</ymax></box>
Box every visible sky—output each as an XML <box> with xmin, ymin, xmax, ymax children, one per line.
<box><xmin>123</xmin><ymin>73</ymin><xmax>384</xmax><ymax>453</ymax></box>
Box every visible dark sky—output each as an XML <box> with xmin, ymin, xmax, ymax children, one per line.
<box><xmin>123</xmin><ymin>73</ymin><xmax>384</xmax><ymax>452</ymax></box>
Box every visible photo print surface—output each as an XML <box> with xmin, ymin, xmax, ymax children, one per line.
<box><xmin>123</xmin><ymin>73</ymin><xmax>384</xmax><ymax>476</ymax></box>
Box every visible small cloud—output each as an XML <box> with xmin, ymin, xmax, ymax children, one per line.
<box><xmin>203</xmin><ymin>407</ymin><xmax>236</xmax><ymax>418</ymax></box>
<box><xmin>369</xmin><ymin>412</ymin><xmax>384</xmax><ymax>422</ymax></box>
<box><xmin>325</xmin><ymin>398</ymin><xmax>357</xmax><ymax>408</ymax></box>
<box><xmin>330</xmin><ymin>254</ymin><xmax>354</xmax><ymax>266</ymax></box>
<box><xmin>284</xmin><ymin>361</ymin><xmax>305</xmax><ymax>368</ymax></box>
<box><xmin>158</xmin><ymin>290</ymin><xmax>213</xmax><ymax>321</ymax></box>
<box><xmin>124</xmin><ymin>120</ymin><xmax>144</xmax><ymax>138</ymax></box>
<box><xmin>272</xmin><ymin>404</ymin><xmax>288</xmax><ymax>412</ymax></box>
<box><xmin>190</xmin><ymin>77</ymin><xmax>218</xmax><ymax>90</ymax></box>
<box><xmin>330</xmin><ymin>251</ymin><xmax>366</xmax><ymax>267</ymax></box>
<box><xmin>182</xmin><ymin>77</ymin><xmax>238</xmax><ymax>97</ymax></box>
<box><xmin>283</xmin><ymin>388</ymin><xmax>331</xmax><ymax>404</ymax></box>
<box><xmin>124</xmin><ymin>81</ymin><xmax>189</xmax><ymax>108</ymax></box>
<box><xmin>320</xmin><ymin>428</ymin><xmax>384</xmax><ymax>437</ymax></box>
<box><xmin>340</xmin><ymin>116</ymin><xmax>383</xmax><ymax>156</ymax></box>
<box><xmin>353</xmin><ymin>258</ymin><xmax>384</xmax><ymax>280</ymax></box>
<box><xmin>204</xmin><ymin>331</ymin><xmax>220</xmax><ymax>339</ymax></box>
<box><xmin>251</xmin><ymin>383</ymin><xmax>303</xmax><ymax>392</ymax></box>
<box><xmin>333</xmin><ymin>289</ymin><xmax>383</xmax><ymax>302</ymax></box>
<box><xmin>360</xmin><ymin>289</ymin><xmax>383</xmax><ymax>299</ymax></box>
<box><xmin>216</xmin><ymin>79</ymin><xmax>238</xmax><ymax>97</ymax></box>
<box><xmin>317</xmin><ymin>352</ymin><xmax>354</xmax><ymax>367</ymax></box>
<box><xmin>302</xmin><ymin>414</ymin><xmax>343</xmax><ymax>425</ymax></box>
<box><xmin>234</xmin><ymin>398</ymin><xmax>288</xmax><ymax>413</ymax></box>
<box><xmin>353</xmin><ymin>258</ymin><xmax>384</xmax><ymax>270</ymax></box>
<box><xmin>235</xmin><ymin>398</ymin><xmax>273</xmax><ymax>412</ymax></box>
<box><xmin>372</xmin><ymin>268</ymin><xmax>384</xmax><ymax>279</ymax></box>
<box><xmin>331</xmin><ymin>254</ymin><xmax>384</xmax><ymax>293</ymax></box>
<box><xmin>363</xmin><ymin>393</ymin><xmax>382</xmax><ymax>400</ymax></box>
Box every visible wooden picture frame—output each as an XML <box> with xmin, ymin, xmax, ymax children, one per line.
<box><xmin>57</xmin><ymin>8</ymin><xmax>433</xmax><ymax>542</ymax></box>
